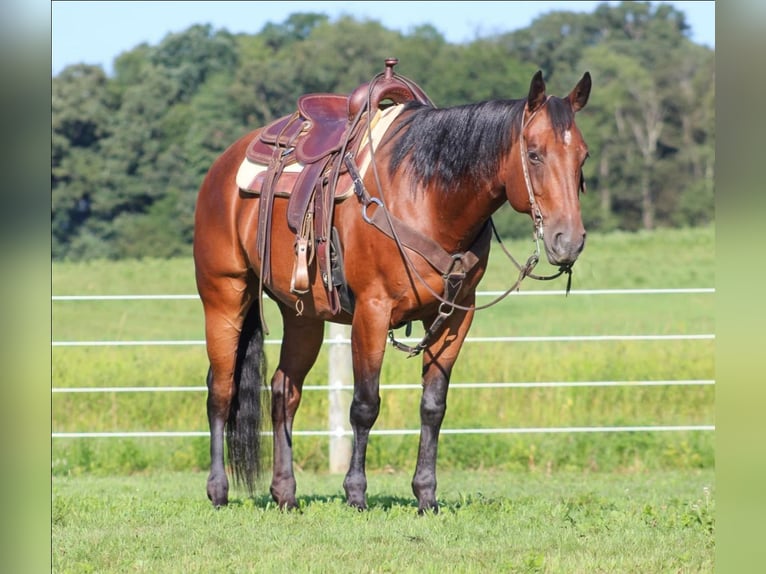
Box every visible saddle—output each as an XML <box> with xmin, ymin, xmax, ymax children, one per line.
<box><xmin>241</xmin><ymin>58</ymin><xmax>432</xmax><ymax>321</ymax></box>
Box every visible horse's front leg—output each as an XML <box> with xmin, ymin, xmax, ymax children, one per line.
<box><xmin>343</xmin><ymin>302</ymin><xmax>390</xmax><ymax>510</ymax></box>
<box><xmin>413</xmin><ymin>296</ymin><xmax>476</xmax><ymax>514</ymax></box>
<box><xmin>269</xmin><ymin>309</ymin><xmax>325</xmax><ymax>510</ymax></box>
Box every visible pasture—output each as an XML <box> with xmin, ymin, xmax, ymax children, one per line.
<box><xmin>52</xmin><ymin>225</ymin><xmax>714</xmax><ymax>476</ymax></box>
<box><xmin>52</xmin><ymin>225</ymin><xmax>715</xmax><ymax>571</ymax></box>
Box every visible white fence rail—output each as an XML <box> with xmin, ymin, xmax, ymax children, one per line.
<box><xmin>52</xmin><ymin>379</ymin><xmax>715</xmax><ymax>394</ymax></box>
<box><xmin>53</xmin><ymin>425</ymin><xmax>715</xmax><ymax>439</ymax></box>
<box><xmin>51</xmin><ymin>333</ymin><xmax>714</xmax><ymax>347</ymax></box>
<box><xmin>52</xmin><ymin>288</ymin><xmax>716</xmax><ymax>456</ymax></box>
<box><xmin>50</xmin><ymin>288</ymin><xmax>715</xmax><ymax>301</ymax></box>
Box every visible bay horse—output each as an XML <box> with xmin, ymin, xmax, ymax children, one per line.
<box><xmin>194</xmin><ymin>62</ymin><xmax>591</xmax><ymax>513</ymax></box>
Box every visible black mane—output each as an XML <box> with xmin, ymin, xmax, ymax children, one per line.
<box><xmin>385</xmin><ymin>96</ymin><xmax>575</xmax><ymax>193</ymax></box>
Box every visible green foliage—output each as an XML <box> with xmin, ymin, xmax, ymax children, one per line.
<box><xmin>149</xmin><ymin>24</ymin><xmax>239</xmax><ymax>96</ymax></box>
<box><xmin>259</xmin><ymin>12</ymin><xmax>329</xmax><ymax>50</ymax></box>
<box><xmin>51</xmin><ymin>5</ymin><xmax>715</xmax><ymax>259</ymax></box>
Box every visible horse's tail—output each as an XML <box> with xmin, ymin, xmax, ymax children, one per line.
<box><xmin>227</xmin><ymin>301</ymin><xmax>268</xmax><ymax>496</ymax></box>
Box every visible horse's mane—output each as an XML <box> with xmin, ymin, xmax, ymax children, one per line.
<box><xmin>385</xmin><ymin>96</ymin><xmax>575</xmax><ymax>194</ymax></box>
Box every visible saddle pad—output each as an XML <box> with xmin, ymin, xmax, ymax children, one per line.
<box><xmin>235</xmin><ymin>160</ymin><xmax>302</xmax><ymax>196</ymax></box>
<box><xmin>235</xmin><ymin>103</ymin><xmax>405</xmax><ymax>198</ymax></box>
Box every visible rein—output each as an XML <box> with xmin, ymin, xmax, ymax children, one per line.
<box><xmin>350</xmin><ymin>80</ymin><xmax>572</xmax><ymax>356</ymax></box>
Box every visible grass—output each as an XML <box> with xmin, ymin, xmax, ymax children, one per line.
<box><xmin>52</xmin><ymin>468</ymin><xmax>715</xmax><ymax>573</ymax></box>
<box><xmin>51</xmin><ymin>226</ymin><xmax>715</xmax><ymax>475</ymax></box>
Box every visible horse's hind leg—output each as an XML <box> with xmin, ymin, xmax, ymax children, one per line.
<box><xmin>412</xmin><ymin>300</ymin><xmax>476</xmax><ymax>514</ymax></box>
<box><xmin>199</xmin><ymin>277</ymin><xmax>251</xmax><ymax>507</ymax></box>
<box><xmin>205</xmin><ymin>366</ymin><xmax>229</xmax><ymax>506</ymax></box>
<box><xmin>269</xmin><ymin>307</ymin><xmax>325</xmax><ymax>510</ymax></box>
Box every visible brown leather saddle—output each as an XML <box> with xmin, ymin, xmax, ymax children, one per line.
<box><xmin>244</xmin><ymin>58</ymin><xmax>432</xmax><ymax>319</ymax></box>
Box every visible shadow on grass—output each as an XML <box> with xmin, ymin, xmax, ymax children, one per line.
<box><xmin>224</xmin><ymin>492</ymin><xmax>420</xmax><ymax>512</ymax></box>
<box><xmin>221</xmin><ymin>491</ymin><xmax>515</xmax><ymax>514</ymax></box>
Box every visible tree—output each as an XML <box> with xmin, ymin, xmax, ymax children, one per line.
<box><xmin>499</xmin><ymin>10</ymin><xmax>597</xmax><ymax>92</ymax></box>
<box><xmin>581</xmin><ymin>44</ymin><xmax>665</xmax><ymax>230</ymax></box>
<box><xmin>259</xmin><ymin>12</ymin><xmax>329</xmax><ymax>50</ymax></box>
<box><xmin>149</xmin><ymin>24</ymin><xmax>239</xmax><ymax>98</ymax></box>
<box><xmin>287</xmin><ymin>16</ymin><xmax>404</xmax><ymax>94</ymax></box>
<box><xmin>662</xmin><ymin>43</ymin><xmax>715</xmax><ymax>227</ymax></box>
<box><xmin>579</xmin><ymin>2</ymin><xmax>699</xmax><ymax>230</ymax></box>
<box><xmin>51</xmin><ymin>64</ymin><xmax>116</xmax><ymax>256</ymax></box>
<box><xmin>50</xmin><ymin>8</ymin><xmax>714</xmax><ymax>260</ymax></box>
<box><xmin>229</xmin><ymin>34</ymin><xmax>304</xmax><ymax>126</ymax></box>
<box><xmin>433</xmin><ymin>38</ymin><xmax>538</xmax><ymax>106</ymax></box>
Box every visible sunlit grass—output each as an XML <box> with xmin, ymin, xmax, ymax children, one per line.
<box><xmin>52</xmin><ymin>469</ymin><xmax>715</xmax><ymax>573</ymax></box>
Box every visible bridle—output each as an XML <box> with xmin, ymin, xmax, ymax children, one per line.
<box><xmin>348</xmin><ymin>79</ymin><xmax>574</xmax><ymax>356</ymax></box>
<box><xmin>513</xmin><ymin>96</ymin><xmax>574</xmax><ymax>286</ymax></box>
<box><xmin>519</xmin><ymin>98</ymin><xmax>548</xmax><ymax>244</ymax></box>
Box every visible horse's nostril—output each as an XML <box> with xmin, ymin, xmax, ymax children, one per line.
<box><xmin>550</xmin><ymin>229</ymin><xmax>585</xmax><ymax>263</ymax></box>
<box><xmin>557</xmin><ymin>230</ymin><xmax>585</xmax><ymax>246</ymax></box>
<box><xmin>553</xmin><ymin>231</ymin><xmax>566</xmax><ymax>253</ymax></box>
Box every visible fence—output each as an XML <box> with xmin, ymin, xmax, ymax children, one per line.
<box><xmin>52</xmin><ymin>288</ymin><xmax>715</xmax><ymax>471</ymax></box>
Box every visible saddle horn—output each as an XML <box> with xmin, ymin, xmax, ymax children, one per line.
<box><xmin>347</xmin><ymin>58</ymin><xmax>432</xmax><ymax>121</ymax></box>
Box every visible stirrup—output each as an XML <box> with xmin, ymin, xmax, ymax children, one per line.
<box><xmin>290</xmin><ymin>237</ymin><xmax>311</xmax><ymax>294</ymax></box>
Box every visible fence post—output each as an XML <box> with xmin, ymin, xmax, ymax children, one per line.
<box><xmin>328</xmin><ymin>323</ymin><xmax>352</xmax><ymax>473</ymax></box>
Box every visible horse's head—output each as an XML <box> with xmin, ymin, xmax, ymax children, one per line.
<box><xmin>505</xmin><ymin>70</ymin><xmax>591</xmax><ymax>268</ymax></box>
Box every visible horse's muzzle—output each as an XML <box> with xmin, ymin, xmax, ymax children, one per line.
<box><xmin>544</xmin><ymin>228</ymin><xmax>586</xmax><ymax>267</ymax></box>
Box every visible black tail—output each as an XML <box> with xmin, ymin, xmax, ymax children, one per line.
<box><xmin>226</xmin><ymin>302</ymin><xmax>268</xmax><ymax>496</ymax></box>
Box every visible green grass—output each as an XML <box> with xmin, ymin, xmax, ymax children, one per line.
<box><xmin>52</xmin><ymin>468</ymin><xmax>715</xmax><ymax>573</ymax></box>
<box><xmin>52</xmin><ymin>226</ymin><xmax>715</xmax><ymax>475</ymax></box>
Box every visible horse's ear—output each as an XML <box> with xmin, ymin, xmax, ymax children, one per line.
<box><xmin>568</xmin><ymin>71</ymin><xmax>592</xmax><ymax>113</ymax></box>
<box><xmin>527</xmin><ymin>70</ymin><xmax>547</xmax><ymax>113</ymax></box>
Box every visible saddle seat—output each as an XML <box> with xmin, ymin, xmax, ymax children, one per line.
<box><xmin>247</xmin><ymin>93</ymin><xmax>351</xmax><ymax>166</ymax></box>
<box><xmin>239</xmin><ymin>58</ymin><xmax>432</xmax><ymax>317</ymax></box>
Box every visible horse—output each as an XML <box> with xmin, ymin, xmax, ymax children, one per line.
<box><xmin>193</xmin><ymin>61</ymin><xmax>591</xmax><ymax>513</ymax></box>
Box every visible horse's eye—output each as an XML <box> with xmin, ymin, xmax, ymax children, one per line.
<box><xmin>527</xmin><ymin>151</ymin><xmax>541</xmax><ymax>164</ymax></box>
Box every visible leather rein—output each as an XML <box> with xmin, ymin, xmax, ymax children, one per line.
<box><xmin>347</xmin><ymin>76</ymin><xmax>573</xmax><ymax>356</ymax></box>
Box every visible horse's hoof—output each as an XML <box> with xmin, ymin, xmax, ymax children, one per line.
<box><xmin>347</xmin><ymin>498</ymin><xmax>367</xmax><ymax>511</ymax></box>
<box><xmin>207</xmin><ymin>477</ymin><xmax>229</xmax><ymax>507</ymax></box>
<box><xmin>208</xmin><ymin>494</ymin><xmax>229</xmax><ymax>508</ymax></box>
<box><xmin>417</xmin><ymin>503</ymin><xmax>439</xmax><ymax>516</ymax></box>
<box><xmin>278</xmin><ymin>500</ymin><xmax>299</xmax><ymax>512</ymax></box>
<box><xmin>270</xmin><ymin>483</ymin><xmax>299</xmax><ymax>512</ymax></box>
<box><xmin>208</xmin><ymin>495</ymin><xmax>229</xmax><ymax>508</ymax></box>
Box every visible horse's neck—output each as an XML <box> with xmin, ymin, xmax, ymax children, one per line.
<box><xmin>414</xmin><ymin>181</ymin><xmax>504</xmax><ymax>253</ymax></box>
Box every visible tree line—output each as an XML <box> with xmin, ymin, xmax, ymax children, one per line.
<box><xmin>51</xmin><ymin>2</ymin><xmax>714</xmax><ymax>260</ymax></box>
